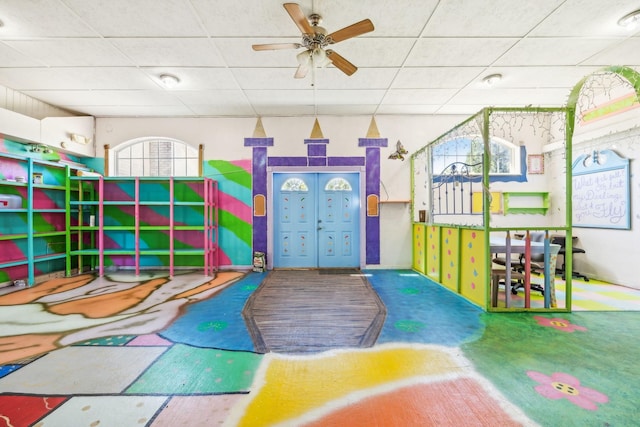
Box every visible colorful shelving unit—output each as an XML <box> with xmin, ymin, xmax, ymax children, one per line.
<box><xmin>0</xmin><ymin>152</ymin><xmax>88</xmax><ymax>286</ymax></box>
<box><xmin>66</xmin><ymin>176</ymin><xmax>218</xmax><ymax>277</ymax></box>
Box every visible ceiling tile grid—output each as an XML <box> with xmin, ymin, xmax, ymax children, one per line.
<box><xmin>0</xmin><ymin>0</ymin><xmax>638</xmax><ymax>117</ymax></box>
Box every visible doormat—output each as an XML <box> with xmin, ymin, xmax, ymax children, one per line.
<box><xmin>319</xmin><ymin>269</ymin><xmax>361</xmax><ymax>275</ymax></box>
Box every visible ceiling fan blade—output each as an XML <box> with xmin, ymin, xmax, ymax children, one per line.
<box><xmin>326</xmin><ymin>50</ymin><xmax>357</xmax><ymax>76</ymax></box>
<box><xmin>252</xmin><ymin>43</ymin><xmax>301</xmax><ymax>51</ymax></box>
<box><xmin>328</xmin><ymin>19</ymin><xmax>374</xmax><ymax>43</ymax></box>
<box><xmin>283</xmin><ymin>3</ymin><xmax>314</xmax><ymax>34</ymax></box>
<box><xmin>294</xmin><ymin>64</ymin><xmax>309</xmax><ymax>79</ymax></box>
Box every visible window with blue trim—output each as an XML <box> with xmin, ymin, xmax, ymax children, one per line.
<box><xmin>432</xmin><ymin>135</ymin><xmax>526</xmax><ymax>183</ymax></box>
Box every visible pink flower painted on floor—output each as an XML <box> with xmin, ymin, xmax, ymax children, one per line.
<box><xmin>533</xmin><ymin>316</ymin><xmax>587</xmax><ymax>333</ymax></box>
<box><xmin>527</xmin><ymin>371</ymin><xmax>608</xmax><ymax>411</ymax></box>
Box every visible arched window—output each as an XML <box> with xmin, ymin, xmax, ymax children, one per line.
<box><xmin>324</xmin><ymin>177</ymin><xmax>352</xmax><ymax>191</ymax></box>
<box><xmin>111</xmin><ymin>137</ymin><xmax>200</xmax><ymax>176</ymax></box>
<box><xmin>280</xmin><ymin>178</ymin><xmax>308</xmax><ymax>192</ymax></box>
<box><xmin>432</xmin><ymin>135</ymin><xmax>524</xmax><ymax>181</ymax></box>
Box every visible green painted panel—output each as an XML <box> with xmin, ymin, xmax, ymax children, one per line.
<box><xmin>125</xmin><ymin>344</ymin><xmax>262</xmax><ymax>394</ymax></box>
<box><xmin>207</xmin><ymin>160</ymin><xmax>252</xmax><ymax>188</ymax></box>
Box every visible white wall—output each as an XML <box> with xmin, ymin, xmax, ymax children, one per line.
<box><xmin>548</xmin><ymin>125</ymin><xmax>640</xmax><ymax>289</ymax></box>
<box><xmin>95</xmin><ymin>114</ymin><xmax>465</xmax><ymax>269</ymax></box>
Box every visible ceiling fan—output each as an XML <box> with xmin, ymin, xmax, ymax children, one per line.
<box><xmin>252</xmin><ymin>3</ymin><xmax>374</xmax><ymax>79</ymax></box>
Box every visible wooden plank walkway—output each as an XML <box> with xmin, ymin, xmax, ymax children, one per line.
<box><xmin>242</xmin><ymin>270</ymin><xmax>387</xmax><ymax>354</ymax></box>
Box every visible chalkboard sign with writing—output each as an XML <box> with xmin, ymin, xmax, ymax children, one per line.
<box><xmin>572</xmin><ymin>149</ymin><xmax>630</xmax><ymax>229</ymax></box>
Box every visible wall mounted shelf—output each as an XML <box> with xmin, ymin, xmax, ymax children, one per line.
<box><xmin>502</xmin><ymin>192</ymin><xmax>549</xmax><ymax>215</ymax></box>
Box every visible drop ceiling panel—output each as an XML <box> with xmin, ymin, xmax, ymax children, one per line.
<box><xmin>173</xmin><ymin>90</ymin><xmax>250</xmax><ymax>106</ymax></box>
<box><xmin>494</xmin><ymin>38</ymin><xmax>619</xmax><ymax>66</ymax></box>
<box><xmin>4</xmin><ymin>39</ymin><xmax>133</xmax><ymax>67</ymax></box>
<box><xmin>435</xmin><ymin>104</ymin><xmax>488</xmax><ymax>115</ymax></box>
<box><xmin>253</xmin><ymin>105</ymin><xmax>316</xmax><ymax>116</ymax></box>
<box><xmin>314</xmin><ymin>89</ymin><xmax>386</xmax><ymax>105</ymax></box>
<box><xmin>188</xmin><ymin>104</ymin><xmax>257</xmax><ymax>116</ymax></box>
<box><xmin>0</xmin><ymin>0</ymin><xmax>97</xmax><ymax>37</ymax></box>
<box><xmin>72</xmin><ymin>104</ymin><xmax>197</xmax><ymax>117</ymax></box>
<box><xmin>192</xmin><ymin>0</ymin><xmax>309</xmax><ymax>37</ymax></box>
<box><xmin>244</xmin><ymin>89</ymin><xmax>315</xmax><ymax>106</ymax></box>
<box><xmin>315</xmin><ymin>104</ymin><xmax>379</xmax><ymax>115</ymax></box>
<box><xmin>406</xmin><ymin>38</ymin><xmax>518</xmax><ymax>66</ymax></box>
<box><xmin>448</xmin><ymin>87</ymin><xmax>570</xmax><ymax>106</ymax></box>
<box><xmin>232</xmin><ymin>68</ymin><xmax>322</xmax><ymax>90</ymax></box>
<box><xmin>528</xmin><ymin>0</ymin><xmax>640</xmax><ymax>37</ymax></box>
<box><xmin>0</xmin><ymin>43</ymin><xmax>43</xmax><ymax>67</ymax></box>
<box><xmin>140</xmin><ymin>68</ymin><xmax>239</xmax><ymax>90</ymax></box>
<box><xmin>384</xmin><ymin>88</ymin><xmax>457</xmax><ymax>105</ymax></box>
<box><xmin>0</xmin><ymin>0</ymin><xmax>637</xmax><ymax>118</ymax></box>
<box><xmin>63</xmin><ymin>0</ymin><xmax>207</xmax><ymax>37</ymax></box>
<box><xmin>423</xmin><ymin>0</ymin><xmax>564</xmax><ymax>37</ymax></box>
<box><xmin>376</xmin><ymin>104</ymin><xmax>442</xmax><ymax>115</ymax></box>
<box><xmin>216</xmin><ymin>38</ymin><xmax>303</xmax><ymax>67</ymax></box>
<box><xmin>0</xmin><ymin>67</ymin><xmax>158</xmax><ymax>90</ymax></box>
<box><xmin>22</xmin><ymin>90</ymin><xmax>182</xmax><ymax>107</ymax></box>
<box><xmin>325</xmin><ymin>38</ymin><xmax>415</xmax><ymax>68</ymax></box>
<box><xmin>582</xmin><ymin>37</ymin><xmax>640</xmax><ymax>66</ymax></box>
<box><xmin>316</xmin><ymin>0</ymin><xmax>438</xmax><ymax>37</ymax></box>
<box><xmin>112</xmin><ymin>38</ymin><xmax>226</xmax><ymax>67</ymax></box>
<box><xmin>392</xmin><ymin>67</ymin><xmax>485</xmax><ymax>89</ymax></box>
<box><xmin>489</xmin><ymin>66</ymin><xmax>602</xmax><ymax>88</ymax></box>
<box><xmin>309</xmin><ymin>68</ymin><xmax>398</xmax><ymax>90</ymax></box>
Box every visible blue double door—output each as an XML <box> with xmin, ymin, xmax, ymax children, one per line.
<box><xmin>273</xmin><ymin>172</ymin><xmax>360</xmax><ymax>268</ymax></box>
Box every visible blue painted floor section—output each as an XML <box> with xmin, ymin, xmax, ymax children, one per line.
<box><xmin>366</xmin><ymin>270</ymin><xmax>485</xmax><ymax>346</ymax></box>
<box><xmin>160</xmin><ymin>272</ymin><xmax>266</xmax><ymax>351</ymax></box>
<box><xmin>161</xmin><ymin>270</ymin><xmax>485</xmax><ymax>351</ymax></box>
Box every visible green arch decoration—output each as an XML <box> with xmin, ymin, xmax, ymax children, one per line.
<box><xmin>567</xmin><ymin>65</ymin><xmax>640</xmax><ymax>110</ymax></box>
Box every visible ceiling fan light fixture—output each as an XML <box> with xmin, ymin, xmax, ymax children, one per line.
<box><xmin>312</xmin><ymin>48</ymin><xmax>331</xmax><ymax>68</ymax></box>
<box><xmin>618</xmin><ymin>10</ymin><xmax>640</xmax><ymax>29</ymax></box>
<box><xmin>482</xmin><ymin>73</ymin><xmax>502</xmax><ymax>86</ymax></box>
<box><xmin>159</xmin><ymin>73</ymin><xmax>180</xmax><ymax>88</ymax></box>
<box><xmin>296</xmin><ymin>50</ymin><xmax>311</xmax><ymax>66</ymax></box>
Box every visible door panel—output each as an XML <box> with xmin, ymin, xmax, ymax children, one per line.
<box><xmin>318</xmin><ymin>173</ymin><xmax>359</xmax><ymax>268</ymax></box>
<box><xmin>273</xmin><ymin>173</ymin><xmax>317</xmax><ymax>268</ymax></box>
<box><xmin>273</xmin><ymin>172</ymin><xmax>360</xmax><ymax>268</ymax></box>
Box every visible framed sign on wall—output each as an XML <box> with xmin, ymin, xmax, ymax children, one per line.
<box><xmin>527</xmin><ymin>154</ymin><xmax>544</xmax><ymax>174</ymax></box>
<box><xmin>572</xmin><ymin>149</ymin><xmax>630</xmax><ymax>229</ymax></box>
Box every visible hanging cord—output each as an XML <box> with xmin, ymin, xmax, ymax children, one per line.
<box><xmin>379</xmin><ymin>179</ymin><xmax>390</xmax><ymax>202</ymax></box>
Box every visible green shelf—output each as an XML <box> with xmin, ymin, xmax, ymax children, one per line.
<box><xmin>65</xmin><ymin>176</ymin><xmax>219</xmax><ymax>277</ymax></box>
<box><xmin>0</xmin><ymin>152</ymin><xmax>88</xmax><ymax>286</ymax></box>
<box><xmin>502</xmin><ymin>192</ymin><xmax>549</xmax><ymax>215</ymax></box>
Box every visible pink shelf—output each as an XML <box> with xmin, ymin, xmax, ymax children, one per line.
<box><xmin>69</xmin><ymin>176</ymin><xmax>218</xmax><ymax>277</ymax></box>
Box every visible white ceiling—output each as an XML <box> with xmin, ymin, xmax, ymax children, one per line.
<box><xmin>0</xmin><ymin>0</ymin><xmax>639</xmax><ymax>118</ymax></box>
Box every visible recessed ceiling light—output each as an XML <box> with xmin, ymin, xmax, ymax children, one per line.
<box><xmin>618</xmin><ymin>10</ymin><xmax>640</xmax><ymax>29</ymax></box>
<box><xmin>159</xmin><ymin>73</ymin><xmax>180</xmax><ymax>88</ymax></box>
<box><xmin>482</xmin><ymin>73</ymin><xmax>502</xmax><ymax>86</ymax></box>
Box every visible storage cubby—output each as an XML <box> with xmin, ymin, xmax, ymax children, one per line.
<box><xmin>67</xmin><ymin>176</ymin><xmax>218</xmax><ymax>277</ymax></box>
<box><xmin>0</xmin><ymin>152</ymin><xmax>89</xmax><ymax>286</ymax></box>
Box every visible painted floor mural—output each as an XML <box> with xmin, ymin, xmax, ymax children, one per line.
<box><xmin>0</xmin><ymin>270</ymin><xmax>639</xmax><ymax>426</ymax></box>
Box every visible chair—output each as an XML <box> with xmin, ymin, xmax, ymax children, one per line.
<box><xmin>551</xmin><ymin>235</ymin><xmax>589</xmax><ymax>282</ymax></box>
<box><xmin>517</xmin><ymin>232</ymin><xmax>546</xmax><ymax>276</ymax></box>
<box><xmin>491</xmin><ymin>267</ymin><xmax>525</xmax><ymax>306</ymax></box>
<box><xmin>492</xmin><ymin>232</ymin><xmax>545</xmax><ymax>296</ymax></box>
